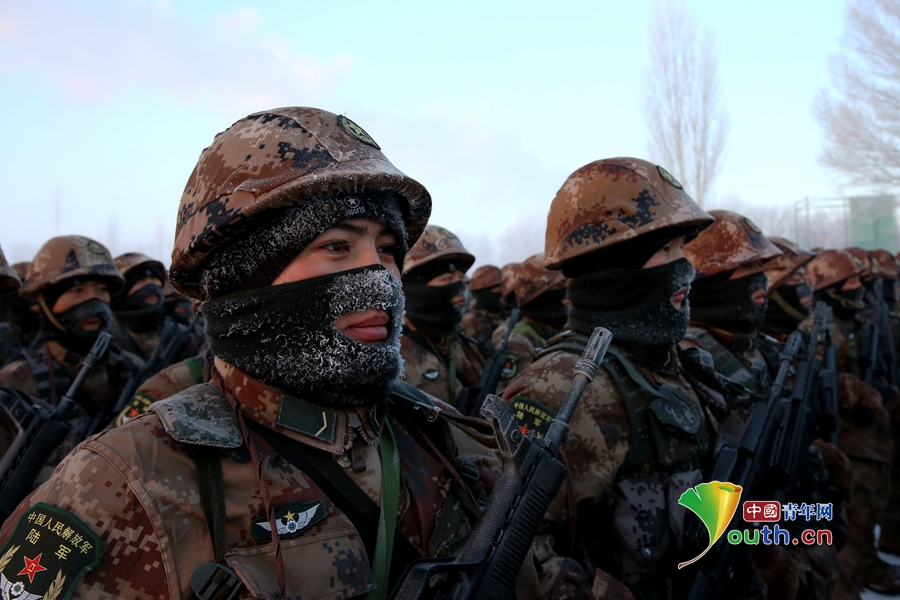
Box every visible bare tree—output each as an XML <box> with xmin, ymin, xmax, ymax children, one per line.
<box><xmin>816</xmin><ymin>0</ymin><xmax>900</xmax><ymax>190</ymax></box>
<box><xmin>642</xmin><ymin>0</ymin><xmax>730</xmax><ymax>207</ymax></box>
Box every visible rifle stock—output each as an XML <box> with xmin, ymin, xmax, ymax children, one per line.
<box><xmin>390</xmin><ymin>327</ymin><xmax>612</xmax><ymax>600</ymax></box>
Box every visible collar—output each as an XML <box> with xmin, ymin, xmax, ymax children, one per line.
<box><xmin>690</xmin><ymin>321</ymin><xmax>757</xmax><ymax>352</ymax></box>
<box><xmin>214</xmin><ymin>357</ymin><xmax>386</xmax><ymax>455</ymax></box>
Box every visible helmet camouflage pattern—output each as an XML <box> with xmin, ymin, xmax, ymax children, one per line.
<box><xmin>684</xmin><ymin>210</ymin><xmax>782</xmax><ymax>279</ymax></box>
<box><xmin>20</xmin><ymin>236</ymin><xmax>124</xmax><ymax>298</ymax></box>
<box><xmin>115</xmin><ymin>253</ymin><xmax>167</xmax><ymax>284</ymax></box>
<box><xmin>515</xmin><ymin>253</ymin><xmax>568</xmax><ymax>307</ymax></box>
<box><xmin>869</xmin><ymin>249</ymin><xmax>898</xmax><ymax>279</ymax></box>
<box><xmin>0</xmin><ymin>244</ymin><xmax>21</xmax><ymax>294</ymax></box>
<box><xmin>500</xmin><ymin>262</ymin><xmax>521</xmax><ymax>305</ymax></box>
<box><xmin>760</xmin><ymin>237</ymin><xmax>816</xmax><ymax>290</ymax></box>
<box><xmin>403</xmin><ymin>225</ymin><xmax>475</xmax><ymax>275</ymax></box>
<box><xmin>544</xmin><ymin>157</ymin><xmax>714</xmax><ymax>270</ymax></box>
<box><xmin>805</xmin><ymin>249</ymin><xmax>866</xmax><ymax>291</ymax></box>
<box><xmin>469</xmin><ymin>265</ymin><xmax>503</xmax><ymax>292</ymax></box>
<box><xmin>170</xmin><ymin>107</ymin><xmax>431</xmax><ymax>298</ymax></box>
<box><xmin>844</xmin><ymin>247</ymin><xmax>872</xmax><ymax>278</ymax></box>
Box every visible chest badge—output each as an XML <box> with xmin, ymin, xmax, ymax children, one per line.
<box><xmin>252</xmin><ymin>500</ymin><xmax>326</xmax><ymax>540</ymax></box>
<box><xmin>423</xmin><ymin>369</ymin><xmax>440</xmax><ymax>380</ymax></box>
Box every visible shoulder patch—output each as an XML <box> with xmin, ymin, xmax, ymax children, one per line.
<box><xmin>509</xmin><ymin>396</ymin><xmax>557</xmax><ymax>438</ymax></box>
<box><xmin>423</xmin><ymin>369</ymin><xmax>440</xmax><ymax>380</ymax></box>
<box><xmin>251</xmin><ymin>500</ymin><xmax>326</xmax><ymax>540</ymax></box>
<box><xmin>499</xmin><ymin>353</ymin><xmax>520</xmax><ymax>381</ymax></box>
<box><xmin>114</xmin><ymin>391</ymin><xmax>155</xmax><ymax>427</ymax></box>
<box><xmin>0</xmin><ymin>503</ymin><xmax>101</xmax><ymax>600</ymax></box>
<box><xmin>149</xmin><ymin>384</ymin><xmax>242</xmax><ymax>448</ymax></box>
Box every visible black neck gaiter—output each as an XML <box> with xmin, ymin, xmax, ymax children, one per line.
<box><xmin>521</xmin><ymin>288</ymin><xmax>569</xmax><ymax>331</ymax></box>
<box><xmin>114</xmin><ymin>284</ymin><xmax>166</xmax><ymax>333</ymax></box>
<box><xmin>203</xmin><ymin>265</ymin><xmax>405</xmax><ymax>407</ymax></box>
<box><xmin>763</xmin><ymin>284</ymin><xmax>812</xmax><ymax>333</ymax></box>
<box><xmin>567</xmin><ymin>258</ymin><xmax>695</xmax><ymax>346</ymax></box>
<box><xmin>689</xmin><ymin>272</ymin><xmax>769</xmax><ymax>333</ymax></box>
<box><xmin>472</xmin><ymin>289</ymin><xmax>503</xmax><ymax>314</ymax></box>
<box><xmin>403</xmin><ymin>280</ymin><xmax>467</xmax><ymax>337</ymax></box>
<box><xmin>42</xmin><ymin>298</ymin><xmax>115</xmax><ymax>355</ymax></box>
<box><xmin>817</xmin><ymin>285</ymin><xmax>865</xmax><ymax>321</ymax></box>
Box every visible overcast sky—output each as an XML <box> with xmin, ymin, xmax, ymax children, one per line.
<box><xmin>0</xmin><ymin>0</ymin><xmax>849</xmax><ymax>268</ymax></box>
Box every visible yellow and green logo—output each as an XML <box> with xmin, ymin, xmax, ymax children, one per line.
<box><xmin>677</xmin><ymin>481</ymin><xmax>743</xmax><ymax>569</ymax></box>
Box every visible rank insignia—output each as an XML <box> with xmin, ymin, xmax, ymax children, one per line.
<box><xmin>656</xmin><ymin>165</ymin><xmax>684</xmax><ymax>189</ymax></box>
<box><xmin>0</xmin><ymin>503</ymin><xmax>101</xmax><ymax>600</ymax></box>
<box><xmin>510</xmin><ymin>396</ymin><xmax>557</xmax><ymax>438</ymax></box>
<box><xmin>337</xmin><ymin>115</ymin><xmax>381</xmax><ymax>150</ymax></box>
<box><xmin>499</xmin><ymin>354</ymin><xmax>520</xmax><ymax>381</ymax></box>
<box><xmin>423</xmin><ymin>369</ymin><xmax>440</xmax><ymax>380</ymax></box>
<box><xmin>252</xmin><ymin>501</ymin><xmax>326</xmax><ymax>540</ymax></box>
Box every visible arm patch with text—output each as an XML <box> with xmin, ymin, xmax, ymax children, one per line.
<box><xmin>509</xmin><ymin>396</ymin><xmax>557</xmax><ymax>438</ymax></box>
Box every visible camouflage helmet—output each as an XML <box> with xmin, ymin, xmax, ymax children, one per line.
<box><xmin>403</xmin><ymin>225</ymin><xmax>475</xmax><ymax>276</ymax></box>
<box><xmin>515</xmin><ymin>253</ymin><xmax>568</xmax><ymax>307</ymax></box>
<box><xmin>684</xmin><ymin>210</ymin><xmax>782</xmax><ymax>279</ymax></box>
<box><xmin>170</xmin><ymin>107</ymin><xmax>431</xmax><ymax>299</ymax></box>
<box><xmin>544</xmin><ymin>157</ymin><xmax>714</xmax><ymax>270</ymax></box>
<box><xmin>469</xmin><ymin>264</ymin><xmax>503</xmax><ymax>292</ymax></box>
<box><xmin>760</xmin><ymin>237</ymin><xmax>816</xmax><ymax>290</ymax></box>
<box><xmin>870</xmin><ymin>249</ymin><xmax>898</xmax><ymax>279</ymax></box>
<box><xmin>20</xmin><ymin>236</ymin><xmax>124</xmax><ymax>298</ymax></box>
<box><xmin>805</xmin><ymin>249</ymin><xmax>866</xmax><ymax>291</ymax></box>
<box><xmin>115</xmin><ymin>253</ymin><xmax>167</xmax><ymax>286</ymax></box>
<box><xmin>500</xmin><ymin>262</ymin><xmax>521</xmax><ymax>305</ymax></box>
<box><xmin>844</xmin><ymin>248</ymin><xmax>872</xmax><ymax>278</ymax></box>
<box><xmin>0</xmin><ymin>244</ymin><xmax>21</xmax><ymax>295</ymax></box>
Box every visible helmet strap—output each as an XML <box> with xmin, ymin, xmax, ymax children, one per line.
<box><xmin>37</xmin><ymin>293</ymin><xmax>68</xmax><ymax>333</ymax></box>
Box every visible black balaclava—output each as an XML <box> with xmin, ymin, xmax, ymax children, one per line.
<box><xmin>817</xmin><ymin>284</ymin><xmax>865</xmax><ymax>321</ymax></box>
<box><xmin>0</xmin><ymin>293</ymin><xmax>40</xmax><ymax>339</ymax></box>
<box><xmin>764</xmin><ymin>283</ymin><xmax>813</xmax><ymax>333</ymax></box>
<box><xmin>688</xmin><ymin>271</ymin><xmax>769</xmax><ymax>334</ymax></box>
<box><xmin>472</xmin><ymin>288</ymin><xmax>503</xmax><ymax>314</ymax></box>
<box><xmin>521</xmin><ymin>288</ymin><xmax>569</xmax><ymax>330</ymax></box>
<box><xmin>39</xmin><ymin>278</ymin><xmax>116</xmax><ymax>355</ymax></box>
<box><xmin>403</xmin><ymin>258</ymin><xmax>467</xmax><ymax>337</ymax></box>
<box><xmin>203</xmin><ymin>264</ymin><xmax>404</xmax><ymax>407</ymax></box>
<box><xmin>113</xmin><ymin>266</ymin><xmax>166</xmax><ymax>333</ymax></box>
<box><xmin>568</xmin><ymin>258</ymin><xmax>696</xmax><ymax>346</ymax></box>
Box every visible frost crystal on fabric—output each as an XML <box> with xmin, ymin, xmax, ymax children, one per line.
<box><xmin>203</xmin><ymin>265</ymin><xmax>405</xmax><ymax>406</ymax></box>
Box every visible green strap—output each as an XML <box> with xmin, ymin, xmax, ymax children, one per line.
<box><xmin>448</xmin><ymin>343</ymin><xmax>457</xmax><ymax>404</ymax></box>
<box><xmin>367</xmin><ymin>421</ymin><xmax>400</xmax><ymax>600</ymax></box>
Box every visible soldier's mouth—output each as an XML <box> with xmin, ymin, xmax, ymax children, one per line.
<box><xmin>452</xmin><ymin>296</ymin><xmax>466</xmax><ymax>308</ymax></box>
<box><xmin>671</xmin><ymin>287</ymin><xmax>687</xmax><ymax>307</ymax></box>
<box><xmin>335</xmin><ymin>309</ymin><xmax>389</xmax><ymax>343</ymax></box>
<box><xmin>82</xmin><ymin>317</ymin><xmax>102</xmax><ymax>331</ymax></box>
<box><xmin>800</xmin><ymin>296</ymin><xmax>812</xmax><ymax>308</ymax></box>
<box><xmin>752</xmin><ymin>289</ymin><xmax>767</xmax><ymax>305</ymax></box>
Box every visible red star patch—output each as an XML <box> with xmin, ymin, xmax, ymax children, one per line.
<box><xmin>519</xmin><ymin>423</ymin><xmax>530</xmax><ymax>435</ymax></box>
<box><xmin>18</xmin><ymin>553</ymin><xmax>47</xmax><ymax>583</ymax></box>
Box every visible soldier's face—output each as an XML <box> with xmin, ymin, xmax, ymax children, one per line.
<box><xmin>127</xmin><ymin>276</ymin><xmax>163</xmax><ymax>298</ymax></box>
<box><xmin>51</xmin><ymin>280</ymin><xmax>111</xmax><ymax>330</ymax></box>
<box><xmin>272</xmin><ymin>218</ymin><xmax>400</xmax><ymax>343</ymax></box>
<box><xmin>642</xmin><ymin>235</ymin><xmax>687</xmax><ymax>269</ymax></box>
<box><xmin>426</xmin><ymin>270</ymin><xmax>467</xmax><ymax>309</ymax></box>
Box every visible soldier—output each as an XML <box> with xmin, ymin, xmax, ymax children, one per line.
<box><xmin>460</xmin><ymin>264</ymin><xmax>504</xmax><ymax>347</ymax></box>
<box><xmin>0</xmin><ymin>107</ymin><xmax>506</xmax><ymax>600</ymax></box>
<box><xmin>806</xmin><ymin>249</ymin><xmax>900</xmax><ymax>598</ymax></box>
<box><xmin>0</xmin><ymin>259</ymin><xmax>32</xmax><ymax>367</ymax></box>
<box><xmin>400</xmin><ymin>225</ymin><xmax>486</xmax><ymax>405</ymax></box>
<box><xmin>0</xmin><ymin>245</ymin><xmax>22</xmax><ymax>297</ymax></box>
<box><xmin>759</xmin><ymin>238</ymin><xmax>816</xmax><ymax>339</ymax></box>
<box><xmin>503</xmin><ymin>158</ymin><xmax>738</xmax><ymax>599</ymax></box>
<box><xmin>163</xmin><ymin>277</ymin><xmax>196</xmax><ymax>324</ymax></box>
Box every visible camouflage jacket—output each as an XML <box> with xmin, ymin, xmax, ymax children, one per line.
<box><xmin>112</xmin><ymin>352</ymin><xmax>211</xmax><ymax>427</ymax></box>
<box><xmin>460</xmin><ymin>309</ymin><xmax>502</xmax><ymax>348</ymax></box>
<box><xmin>490</xmin><ymin>319</ymin><xmax>559</xmax><ymax>394</ymax></box>
<box><xmin>0</xmin><ymin>359</ymin><xmax>503</xmax><ymax>600</ymax></box>
<box><xmin>502</xmin><ymin>337</ymin><xmax>710</xmax><ymax>598</ymax></box>
<box><xmin>112</xmin><ymin>315</ymin><xmax>201</xmax><ymax>363</ymax></box>
<box><xmin>400</xmin><ymin>325</ymin><xmax>486</xmax><ymax>406</ymax></box>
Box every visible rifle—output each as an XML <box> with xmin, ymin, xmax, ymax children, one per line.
<box><xmin>458</xmin><ymin>309</ymin><xmax>521</xmax><ymax>417</ymax></box>
<box><xmin>83</xmin><ymin>314</ymin><xmax>198</xmax><ymax>438</ymax></box>
<box><xmin>685</xmin><ymin>329</ymin><xmax>803</xmax><ymax>599</ymax></box>
<box><xmin>0</xmin><ymin>332</ymin><xmax>111</xmax><ymax>521</ymax></box>
<box><xmin>870</xmin><ymin>278</ymin><xmax>900</xmax><ymax>387</ymax></box>
<box><xmin>819</xmin><ymin>306</ymin><xmax>839</xmax><ymax>445</ymax></box>
<box><xmin>390</xmin><ymin>327</ymin><xmax>613</xmax><ymax>600</ymax></box>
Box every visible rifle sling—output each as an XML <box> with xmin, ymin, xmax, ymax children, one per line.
<box><xmin>245</xmin><ymin>419</ymin><xmax>421</xmax><ymax>591</ymax></box>
<box><xmin>189</xmin><ymin>445</ymin><xmax>228</xmax><ymax>563</ymax></box>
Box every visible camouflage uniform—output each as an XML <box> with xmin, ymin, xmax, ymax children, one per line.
<box><xmin>0</xmin><ymin>108</ymin><xmax>518</xmax><ymax>600</ymax></box>
<box><xmin>400</xmin><ymin>226</ymin><xmax>487</xmax><ymax>406</ymax></box>
<box><xmin>504</xmin><ymin>158</ymin><xmax>722</xmax><ymax>599</ymax></box>
<box><xmin>0</xmin><ymin>250</ymin><xmax>24</xmax><ymax>366</ymax></box>
<box><xmin>805</xmin><ymin>249</ymin><xmax>896</xmax><ymax>599</ymax></box>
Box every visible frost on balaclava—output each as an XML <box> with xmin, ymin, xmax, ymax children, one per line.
<box><xmin>202</xmin><ymin>265</ymin><xmax>405</xmax><ymax>407</ymax></box>
<box><xmin>201</xmin><ymin>191</ymin><xmax>408</xmax><ymax>299</ymax></box>
<box><xmin>567</xmin><ymin>258</ymin><xmax>696</xmax><ymax>347</ymax></box>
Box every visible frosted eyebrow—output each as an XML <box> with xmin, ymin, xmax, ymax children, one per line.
<box><xmin>329</xmin><ymin>222</ymin><xmax>369</xmax><ymax>236</ymax></box>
